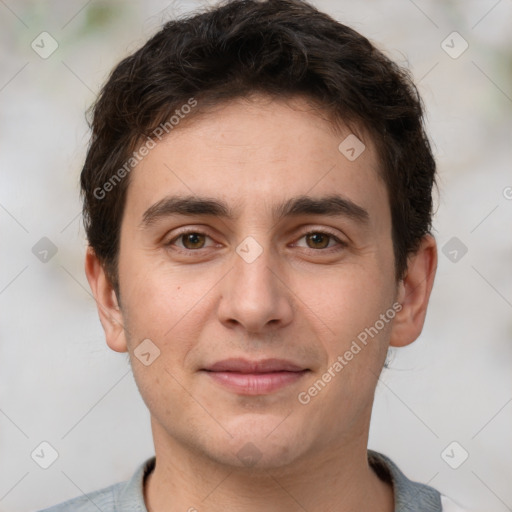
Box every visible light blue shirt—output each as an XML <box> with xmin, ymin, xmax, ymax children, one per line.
<box><xmin>37</xmin><ymin>450</ymin><xmax>466</xmax><ymax>511</ymax></box>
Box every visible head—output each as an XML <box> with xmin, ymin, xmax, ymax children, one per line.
<box><xmin>84</xmin><ymin>0</ymin><xmax>437</xmax><ymax>470</ymax></box>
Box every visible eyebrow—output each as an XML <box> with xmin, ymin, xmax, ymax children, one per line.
<box><xmin>140</xmin><ymin>194</ymin><xmax>370</xmax><ymax>228</ymax></box>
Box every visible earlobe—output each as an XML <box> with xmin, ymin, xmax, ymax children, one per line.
<box><xmin>84</xmin><ymin>247</ymin><xmax>128</xmax><ymax>353</ymax></box>
<box><xmin>389</xmin><ymin>235</ymin><xmax>437</xmax><ymax>348</ymax></box>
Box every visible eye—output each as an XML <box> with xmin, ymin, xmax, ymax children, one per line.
<box><xmin>294</xmin><ymin>230</ymin><xmax>346</xmax><ymax>251</ymax></box>
<box><xmin>165</xmin><ymin>228</ymin><xmax>346</xmax><ymax>254</ymax></box>
<box><xmin>167</xmin><ymin>230</ymin><xmax>215</xmax><ymax>251</ymax></box>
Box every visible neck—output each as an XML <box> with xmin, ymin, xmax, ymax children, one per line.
<box><xmin>144</xmin><ymin>421</ymin><xmax>394</xmax><ymax>512</ymax></box>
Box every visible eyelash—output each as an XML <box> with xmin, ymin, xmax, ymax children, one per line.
<box><xmin>165</xmin><ymin>228</ymin><xmax>347</xmax><ymax>254</ymax></box>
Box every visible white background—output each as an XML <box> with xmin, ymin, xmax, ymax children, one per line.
<box><xmin>1</xmin><ymin>1</ymin><xmax>511</xmax><ymax>511</ymax></box>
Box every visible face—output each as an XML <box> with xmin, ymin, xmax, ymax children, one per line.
<box><xmin>104</xmin><ymin>95</ymin><xmax>404</xmax><ymax>469</ymax></box>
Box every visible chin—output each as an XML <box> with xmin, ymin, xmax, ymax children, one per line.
<box><xmin>206</xmin><ymin>413</ymin><xmax>309</xmax><ymax>470</ymax></box>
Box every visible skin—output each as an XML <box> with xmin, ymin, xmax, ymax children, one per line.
<box><xmin>85</xmin><ymin>93</ymin><xmax>437</xmax><ymax>512</ymax></box>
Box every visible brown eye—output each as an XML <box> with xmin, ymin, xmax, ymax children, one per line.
<box><xmin>305</xmin><ymin>232</ymin><xmax>331</xmax><ymax>249</ymax></box>
<box><xmin>180</xmin><ymin>232</ymin><xmax>206</xmax><ymax>249</ymax></box>
<box><xmin>165</xmin><ymin>229</ymin><xmax>219</xmax><ymax>254</ymax></box>
<box><xmin>293</xmin><ymin>229</ymin><xmax>346</xmax><ymax>252</ymax></box>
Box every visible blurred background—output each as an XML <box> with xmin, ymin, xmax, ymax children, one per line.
<box><xmin>1</xmin><ymin>0</ymin><xmax>511</xmax><ymax>511</ymax></box>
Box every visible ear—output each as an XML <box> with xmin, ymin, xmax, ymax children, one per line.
<box><xmin>389</xmin><ymin>234</ymin><xmax>437</xmax><ymax>348</ymax></box>
<box><xmin>84</xmin><ymin>246</ymin><xmax>128</xmax><ymax>353</ymax></box>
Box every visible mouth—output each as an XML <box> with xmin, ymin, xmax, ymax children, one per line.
<box><xmin>200</xmin><ymin>358</ymin><xmax>310</xmax><ymax>395</ymax></box>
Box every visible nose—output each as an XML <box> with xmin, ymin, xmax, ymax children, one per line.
<box><xmin>217</xmin><ymin>241</ymin><xmax>294</xmax><ymax>335</ymax></box>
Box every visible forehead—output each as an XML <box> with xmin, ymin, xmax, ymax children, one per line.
<box><xmin>123</xmin><ymin>95</ymin><xmax>388</xmax><ymax>226</ymax></box>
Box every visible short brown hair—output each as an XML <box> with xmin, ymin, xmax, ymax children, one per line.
<box><xmin>81</xmin><ymin>0</ymin><xmax>436</xmax><ymax>294</ymax></box>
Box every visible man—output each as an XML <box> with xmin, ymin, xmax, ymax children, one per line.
<box><xmin>40</xmin><ymin>0</ymin><xmax>468</xmax><ymax>510</ymax></box>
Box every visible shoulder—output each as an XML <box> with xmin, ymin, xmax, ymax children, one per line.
<box><xmin>440</xmin><ymin>495</ymin><xmax>472</xmax><ymax>511</ymax></box>
<box><xmin>368</xmin><ymin>449</ymin><xmax>442</xmax><ymax>511</ymax></box>
<box><xmin>368</xmin><ymin>449</ymin><xmax>471</xmax><ymax>512</ymax></box>
<box><xmin>36</xmin><ymin>482</ymin><xmax>122</xmax><ymax>512</ymax></box>
<box><xmin>36</xmin><ymin>457</ymin><xmax>155</xmax><ymax>512</ymax></box>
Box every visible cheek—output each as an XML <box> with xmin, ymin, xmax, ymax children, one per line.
<box><xmin>118</xmin><ymin>253</ymin><xmax>222</xmax><ymax>370</ymax></box>
<box><xmin>310</xmin><ymin>263</ymin><xmax>395</xmax><ymax>372</ymax></box>
<box><xmin>321</xmin><ymin>265</ymin><xmax>391</xmax><ymax>325</ymax></box>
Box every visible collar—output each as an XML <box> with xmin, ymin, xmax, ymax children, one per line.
<box><xmin>115</xmin><ymin>450</ymin><xmax>442</xmax><ymax>511</ymax></box>
<box><xmin>368</xmin><ymin>449</ymin><xmax>442</xmax><ymax>511</ymax></box>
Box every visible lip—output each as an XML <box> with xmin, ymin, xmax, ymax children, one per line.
<box><xmin>204</xmin><ymin>358</ymin><xmax>306</xmax><ymax>373</ymax></box>
<box><xmin>201</xmin><ymin>358</ymin><xmax>309</xmax><ymax>395</ymax></box>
